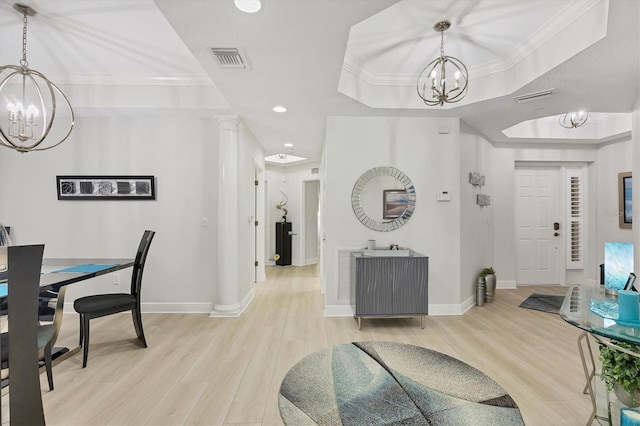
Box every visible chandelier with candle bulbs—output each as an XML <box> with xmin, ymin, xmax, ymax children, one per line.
<box><xmin>559</xmin><ymin>111</ymin><xmax>589</xmax><ymax>128</ymax></box>
<box><xmin>0</xmin><ymin>3</ymin><xmax>74</xmax><ymax>153</ymax></box>
<box><xmin>417</xmin><ymin>20</ymin><xmax>468</xmax><ymax>107</ymax></box>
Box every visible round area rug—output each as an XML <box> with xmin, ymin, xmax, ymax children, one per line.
<box><xmin>278</xmin><ymin>341</ymin><xmax>523</xmax><ymax>425</ymax></box>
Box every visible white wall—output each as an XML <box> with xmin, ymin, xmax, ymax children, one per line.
<box><xmin>459</xmin><ymin>126</ymin><xmax>494</xmax><ymax>303</ymax></box>
<box><xmin>0</xmin><ymin>115</ymin><xmax>219</xmax><ymax>312</ymax></box>
<box><xmin>596</xmin><ymin>139</ymin><xmax>633</xmax><ymax>274</ymax></box>
<box><xmin>0</xmin><ymin>111</ymin><xmax>265</xmax><ymax>314</ymax></box>
<box><xmin>323</xmin><ymin>116</ymin><xmax>463</xmax><ymax>315</ymax></box>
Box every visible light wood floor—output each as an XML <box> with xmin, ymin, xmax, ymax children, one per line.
<box><xmin>17</xmin><ymin>265</ymin><xmax>594</xmax><ymax>425</ymax></box>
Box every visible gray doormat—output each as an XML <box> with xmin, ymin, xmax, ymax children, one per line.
<box><xmin>518</xmin><ymin>293</ymin><xmax>564</xmax><ymax>314</ymax></box>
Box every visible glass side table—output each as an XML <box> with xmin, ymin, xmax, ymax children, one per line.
<box><xmin>560</xmin><ymin>285</ymin><xmax>640</xmax><ymax>425</ymax></box>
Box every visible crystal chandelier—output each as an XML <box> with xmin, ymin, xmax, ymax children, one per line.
<box><xmin>0</xmin><ymin>3</ymin><xmax>74</xmax><ymax>153</ymax></box>
<box><xmin>559</xmin><ymin>111</ymin><xmax>589</xmax><ymax>128</ymax></box>
<box><xmin>417</xmin><ymin>20</ymin><xmax>468</xmax><ymax>107</ymax></box>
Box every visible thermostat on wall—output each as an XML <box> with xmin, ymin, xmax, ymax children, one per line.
<box><xmin>436</xmin><ymin>190</ymin><xmax>451</xmax><ymax>201</ymax></box>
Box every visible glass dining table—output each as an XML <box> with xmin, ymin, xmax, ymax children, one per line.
<box><xmin>2</xmin><ymin>257</ymin><xmax>134</xmax><ymax>426</ymax></box>
<box><xmin>559</xmin><ymin>285</ymin><xmax>640</xmax><ymax>425</ymax></box>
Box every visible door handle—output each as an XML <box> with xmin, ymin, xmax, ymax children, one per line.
<box><xmin>554</xmin><ymin>232</ymin><xmax>560</xmax><ymax>237</ymax></box>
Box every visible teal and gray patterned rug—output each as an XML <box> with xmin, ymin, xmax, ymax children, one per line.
<box><xmin>278</xmin><ymin>341</ymin><xmax>523</xmax><ymax>425</ymax></box>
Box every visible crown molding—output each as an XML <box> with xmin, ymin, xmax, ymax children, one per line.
<box><xmin>45</xmin><ymin>73</ymin><xmax>214</xmax><ymax>86</ymax></box>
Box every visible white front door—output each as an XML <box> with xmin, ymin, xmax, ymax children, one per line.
<box><xmin>515</xmin><ymin>167</ymin><xmax>561</xmax><ymax>285</ymax></box>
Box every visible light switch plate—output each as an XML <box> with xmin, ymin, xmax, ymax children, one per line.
<box><xmin>436</xmin><ymin>190</ymin><xmax>451</xmax><ymax>201</ymax></box>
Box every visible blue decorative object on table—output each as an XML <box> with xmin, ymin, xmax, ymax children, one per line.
<box><xmin>604</xmin><ymin>242</ymin><xmax>634</xmax><ymax>295</ymax></box>
<box><xmin>589</xmin><ymin>299</ymin><xmax>618</xmax><ymax>319</ymax></box>
<box><xmin>589</xmin><ymin>297</ymin><xmax>640</xmax><ymax>328</ymax></box>
<box><xmin>619</xmin><ymin>290</ymin><xmax>640</xmax><ymax>321</ymax></box>
<box><xmin>53</xmin><ymin>264</ymin><xmax>118</xmax><ymax>274</ymax></box>
<box><xmin>621</xmin><ymin>408</ymin><xmax>640</xmax><ymax>426</ymax></box>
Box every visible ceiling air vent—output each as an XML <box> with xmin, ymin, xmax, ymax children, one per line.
<box><xmin>210</xmin><ymin>47</ymin><xmax>247</xmax><ymax>69</ymax></box>
<box><xmin>512</xmin><ymin>88</ymin><xmax>554</xmax><ymax>104</ymax></box>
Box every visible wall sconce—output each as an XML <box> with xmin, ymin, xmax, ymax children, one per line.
<box><xmin>477</xmin><ymin>194</ymin><xmax>491</xmax><ymax>206</ymax></box>
<box><xmin>469</xmin><ymin>172</ymin><xmax>485</xmax><ymax>186</ymax></box>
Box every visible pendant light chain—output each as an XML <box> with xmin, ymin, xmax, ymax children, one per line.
<box><xmin>20</xmin><ymin>11</ymin><xmax>29</xmax><ymax>67</ymax></box>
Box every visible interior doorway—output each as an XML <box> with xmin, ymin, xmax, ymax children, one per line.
<box><xmin>254</xmin><ymin>165</ymin><xmax>266</xmax><ymax>283</ymax></box>
<box><xmin>303</xmin><ymin>180</ymin><xmax>320</xmax><ymax>265</ymax></box>
<box><xmin>515</xmin><ymin>167</ymin><xmax>561</xmax><ymax>285</ymax></box>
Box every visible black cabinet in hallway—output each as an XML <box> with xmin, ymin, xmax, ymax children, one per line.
<box><xmin>275</xmin><ymin>222</ymin><xmax>292</xmax><ymax>266</ymax></box>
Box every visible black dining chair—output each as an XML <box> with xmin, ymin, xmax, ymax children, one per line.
<box><xmin>2</xmin><ymin>245</ymin><xmax>51</xmax><ymax>425</ymax></box>
<box><xmin>73</xmin><ymin>230</ymin><xmax>155</xmax><ymax>368</ymax></box>
<box><xmin>0</xmin><ymin>244</ymin><xmax>55</xmax><ymax>392</ymax></box>
<box><xmin>1</xmin><ymin>326</ymin><xmax>55</xmax><ymax>391</ymax></box>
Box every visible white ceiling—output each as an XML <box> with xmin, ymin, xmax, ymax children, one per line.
<box><xmin>1</xmin><ymin>0</ymin><xmax>638</xmax><ymax>164</ymax></box>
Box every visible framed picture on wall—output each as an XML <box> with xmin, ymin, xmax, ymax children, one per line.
<box><xmin>383</xmin><ymin>189</ymin><xmax>408</xmax><ymax>219</ymax></box>
<box><xmin>619</xmin><ymin>171</ymin><xmax>632</xmax><ymax>229</ymax></box>
<box><xmin>56</xmin><ymin>175</ymin><xmax>156</xmax><ymax>200</ymax></box>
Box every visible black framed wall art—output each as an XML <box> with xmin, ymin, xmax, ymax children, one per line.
<box><xmin>56</xmin><ymin>175</ymin><xmax>156</xmax><ymax>200</ymax></box>
<box><xmin>619</xmin><ymin>171</ymin><xmax>632</xmax><ymax>229</ymax></box>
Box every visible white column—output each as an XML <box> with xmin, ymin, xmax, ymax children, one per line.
<box><xmin>211</xmin><ymin>116</ymin><xmax>242</xmax><ymax>317</ymax></box>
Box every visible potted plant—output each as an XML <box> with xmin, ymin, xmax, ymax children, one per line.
<box><xmin>599</xmin><ymin>340</ymin><xmax>640</xmax><ymax>407</ymax></box>
<box><xmin>479</xmin><ymin>267</ymin><xmax>496</xmax><ymax>302</ymax></box>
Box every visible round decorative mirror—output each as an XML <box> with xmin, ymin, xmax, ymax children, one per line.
<box><xmin>351</xmin><ymin>166</ymin><xmax>416</xmax><ymax>232</ymax></box>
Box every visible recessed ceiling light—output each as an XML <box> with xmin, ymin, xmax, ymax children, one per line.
<box><xmin>234</xmin><ymin>0</ymin><xmax>261</xmax><ymax>13</ymax></box>
<box><xmin>273</xmin><ymin>105</ymin><xmax>287</xmax><ymax>113</ymax></box>
<box><xmin>284</xmin><ymin>143</ymin><xmax>293</xmax><ymax>147</ymax></box>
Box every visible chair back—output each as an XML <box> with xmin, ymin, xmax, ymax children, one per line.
<box><xmin>130</xmin><ymin>230</ymin><xmax>155</xmax><ymax>297</ymax></box>
<box><xmin>7</xmin><ymin>244</ymin><xmax>46</xmax><ymax>424</ymax></box>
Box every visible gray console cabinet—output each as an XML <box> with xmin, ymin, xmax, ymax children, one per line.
<box><xmin>351</xmin><ymin>252</ymin><xmax>429</xmax><ymax>329</ymax></box>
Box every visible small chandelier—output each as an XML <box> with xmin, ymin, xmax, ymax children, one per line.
<box><xmin>559</xmin><ymin>111</ymin><xmax>589</xmax><ymax>129</ymax></box>
<box><xmin>0</xmin><ymin>3</ymin><xmax>74</xmax><ymax>153</ymax></box>
<box><xmin>417</xmin><ymin>20</ymin><xmax>469</xmax><ymax>107</ymax></box>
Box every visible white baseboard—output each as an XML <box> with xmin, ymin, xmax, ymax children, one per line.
<box><xmin>497</xmin><ymin>280</ymin><xmax>517</xmax><ymax>289</ymax></box>
<box><xmin>324</xmin><ymin>304</ymin><xmax>354</xmax><ymax>317</ymax></box>
<box><xmin>429</xmin><ymin>300</ymin><xmax>471</xmax><ymax>316</ymax></box>
<box><xmin>460</xmin><ymin>295</ymin><xmax>476</xmax><ymax>314</ymax></box>
<box><xmin>325</xmin><ymin>302</ymin><xmax>473</xmax><ymax>317</ymax></box>
<box><xmin>210</xmin><ymin>288</ymin><xmax>255</xmax><ymax>318</ymax></box>
<box><xmin>62</xmin><ymin>289</ymin><xmax>255</xmax><ymax>316</ymax></box>
<box><xmin>63</xmin><ymin>302</ymin><xmax>213</xmax><ymax>314</ymax></box>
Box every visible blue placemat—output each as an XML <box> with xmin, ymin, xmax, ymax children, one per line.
<box><xmin>52</xmin><ymin>264</ymin><xmax>118</xmax><ymax>273</ymax></box>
